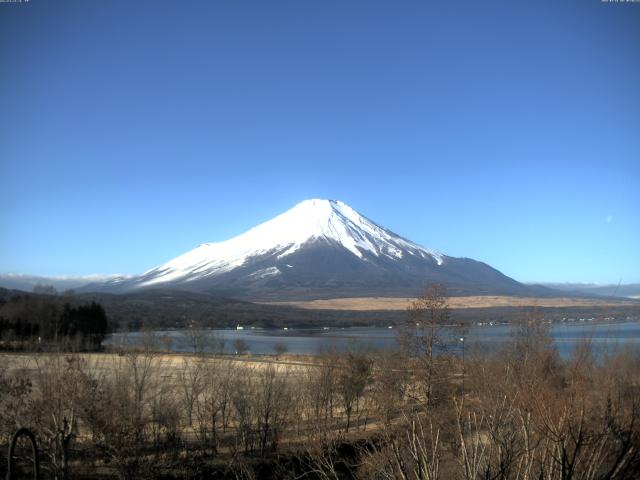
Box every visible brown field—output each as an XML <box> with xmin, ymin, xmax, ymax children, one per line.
<box><xmin>263</xmin><ymin>295</ymin><xmax>639</xmax><ymax>311</ymax></box>
<box><xmin>0</xmin><ymin>351</ymin><xmax>318</xmax><ymax>378</ymax></box>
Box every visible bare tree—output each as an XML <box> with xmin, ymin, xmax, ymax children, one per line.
<box><xmin>230</xmin><ymin>365</ymin><xmax>256</xmax><ymax>454</ymax></box>
<box><xmin>184</xmin><ymin>321</ymin><xmax>211</xmax><ymax>354</ymax></box>
<box><xmin>234</xmin><ymin>338</ymin><xmax>249</xmax><ymax>355</ymax></box>
<box><xmin>29</xmin><ymin>355</ymin><xmax>89</xmax><ymax>479</ymax></box>
<box><xmin>254</xmin><ymin>364</ymin><xmax>292</xmax><ymax>455</ymax></box>
<box><xmin>362</xmin><ymin>412</ymin><xmax>441</xmax><ymax>480</ymax></box>
<box><xmin>194</xmin><ymin>359</ymin><xmax>223</xmax><ymax>452</ymax></box>
<box><xmin>453</xmin><ymin>398</ymin><xmax>491</xmax><ymax>480</ymax></box>
<box><xmin>0</xmin><ymin>365</ymin><xmax>33</xmax><ymax>445</ymax></box>
<box><xmin>371</xmin><ymin>349</ymin><xmax>409</xmax><ymax>425</ymax></box>
<box><xmin>82</xmin><ymin>350</ymin><xmax>160</xmax><ymax>480</ymax></box>
<box><xmin>399</xmin><ymin>283</ymin><xmax>450</xmax><ymax>406</ymax></box>
<box><xmin>302</xmin><ymin>436</ymin><xmax>346</xmax><ymax>480</ymax></box>
<box><xmin>305</xmin><ymin>350</ymin><xmax>339</xmax><ymax>437</ymax></box>
<box><xmin>273</xmin><ymin>342</ymin><xmax>288</xmax><ymax>359</ymax></box>
<box><xmin>177</xmin><ymin>357</ymin><xmax>206</xmax><ymax>426</ymax></box>
<box><xmin>337</xmin><ymin>351</ymin><xmax>372</xmax><ymax>432</ymax></box>
<box><xmin>159</xmin><ymin>334</ymin><xmax>173</xmax><ymax>353</ymax></box>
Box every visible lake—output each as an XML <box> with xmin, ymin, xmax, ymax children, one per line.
<box><xmin>105</xmin><ymin>320</ymin><xmax>640</xmax><ymax>358</ymax></box>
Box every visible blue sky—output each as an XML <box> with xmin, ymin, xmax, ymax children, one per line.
<box><xmin>1</xmin><ymin>0</ymin><xmax>639</xmax><ymax>284</ymax></box>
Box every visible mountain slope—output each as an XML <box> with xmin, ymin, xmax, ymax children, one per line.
<box><xmin>540</xmin><ymin>283</ymin><xmax>640</xmax><ymax>299</ymax></box>
<box><xmin>84</xmin><ymin>199</ymin><xmax>553</xmax><ymax>300</ymax></box>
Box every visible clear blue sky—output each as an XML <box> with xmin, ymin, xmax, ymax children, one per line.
<box><xmin>1</xmin><ymin>0</ymin><xmax>639</xmax><ymax>284</ymax></box>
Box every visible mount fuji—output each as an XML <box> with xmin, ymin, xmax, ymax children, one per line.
<box><xmin>87</xmin><ymin>199</ymin><xmax>549</xmax><ymax>300</ymax></box>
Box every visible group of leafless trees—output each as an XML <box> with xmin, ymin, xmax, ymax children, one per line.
<box><xmin>1</xmin><ymin>285</ymin><xmax>639</xmax><ymax>479</ymax></box>
<box><xmin>0</xmin><ymin>345</ymin><xmax>381</xmax><ymax>479</ymax></box>
<box><xmin>360</xmin><ymin>286</ymin><xmax>640</xmax><ymax>480</ymax></box>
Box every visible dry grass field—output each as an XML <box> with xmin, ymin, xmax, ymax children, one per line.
<box><xmin>0</xmin><ymin>351</ymin><xmax>318</xmax><ymax>379</ymax></box>
<box><xmin>264</xmin><ymin>295</ymin><xmax>639</xmax><ymax>311</ymax></box>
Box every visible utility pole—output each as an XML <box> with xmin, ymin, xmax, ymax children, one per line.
<box><xmin>459</xmin><ymin>337</ymin><xmax>465</xmax><ymax>396</ymax></box>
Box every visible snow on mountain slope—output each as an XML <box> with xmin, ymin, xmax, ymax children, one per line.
<box><xmin>80</xmin><ymin>199</ymin><xmax>546</xmax><ymax>299</ymax></box>
<box><xmin>138</xmin><ymin>199</ymin><xmax>443</xmax><ymax>288</ymax></box>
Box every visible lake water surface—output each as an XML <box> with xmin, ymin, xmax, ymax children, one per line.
<box><xmin>105</xmin><ymin>321</ymin><xmax>640</xmax><ymax>358</ymax></box>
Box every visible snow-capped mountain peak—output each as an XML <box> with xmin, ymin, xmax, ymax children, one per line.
<box><xmin>81</xmin><ymin>199</ymin><xmax>536</xmax><ymax>299</ymax></box>
<box><xmin>137</xmin><ymin>199</ymin><xmax>442</xmax><ymax>288</ymax></box>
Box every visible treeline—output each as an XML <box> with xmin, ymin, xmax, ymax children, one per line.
<box><xmin>41</xmin><ymin>288</ymin><xmax>640</xmax><ymax>331</ymax></box>
<box><xmin>2</xmin><ymin>286</ymin><xmax>639</xmax><ymax>333</ymax></box>
<box><xmin>0</xmin><ymin>291</ymin><xmax>110</xmax><ymax>350</ymax></box>
<box><xmin>76</xmin><ymin>288</ymin><xmax>402</xmax><ymax>330</ymax></box>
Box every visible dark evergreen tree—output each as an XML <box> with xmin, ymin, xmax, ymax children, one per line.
<box><xmin>0</xmin><ymin>294</ymin><xmax>109</xmax><ymax>349</ymax></box>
